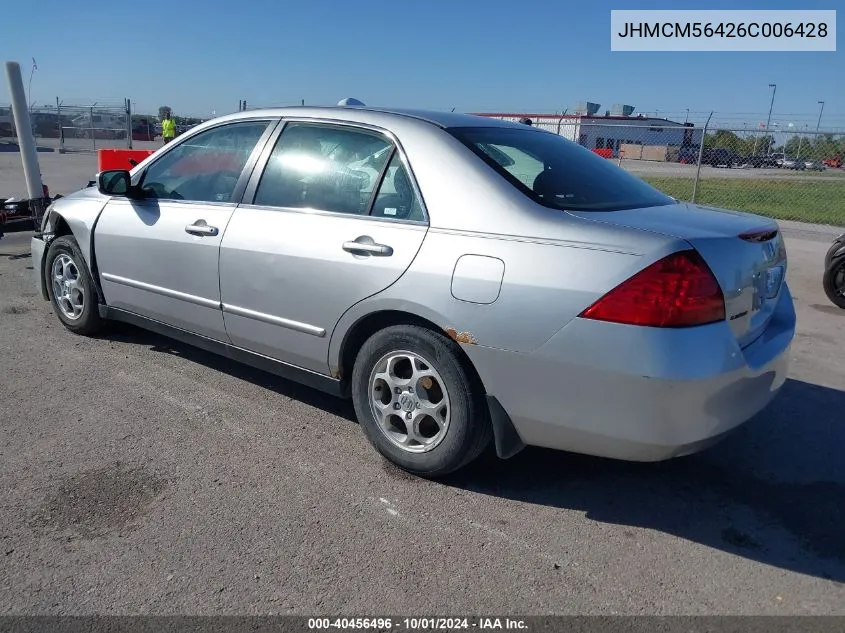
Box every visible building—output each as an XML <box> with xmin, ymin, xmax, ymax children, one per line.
<box><xmin>472</xmin><ymin>105</ymin><xmax>703</xmax><ymax>161</ymax></box>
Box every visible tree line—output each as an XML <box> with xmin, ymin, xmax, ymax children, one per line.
<box><xmin>703</xmin><ymin>128</ymin><xmax>844</xmax><ymax>159</ymax></box>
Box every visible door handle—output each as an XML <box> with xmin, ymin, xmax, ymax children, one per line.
<box><xmin>343</xmin><ymin>236</ymin><xmax>393</xmax><ymax>257</ymax></box>
<box><xmin>185</xmin><ymin>221</ymin><xmax>219</xmax><ymax>236</ymax></box>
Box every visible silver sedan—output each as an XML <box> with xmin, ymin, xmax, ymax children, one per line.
<box><xmin>30</xmin><ymin>106</ymin><xmax>795</xmax><ymax>477</ymax></box>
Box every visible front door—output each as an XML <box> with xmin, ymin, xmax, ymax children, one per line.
<box><xmin>219</xmin><ymin>121</ymin><xmax>428</xmax><ymax>374</ymax></box>
<box><xmin>94</xmin><ymin>118</ymin><xmax>276</xmax><ymax>340</ymax></box>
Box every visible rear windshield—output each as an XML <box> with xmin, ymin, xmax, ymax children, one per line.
<box><xmin>448</xmin><ymin>126</ymin><xmax>675</xmax><ymax>212</ymax></box>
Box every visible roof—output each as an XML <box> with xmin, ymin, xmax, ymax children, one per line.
<box><xmin>217</xmin><ymin>106</ymin><xmax>527</xmax><ymax>130</ymax></box>
<box><xmin>472</xmin><ymin>112</ymin><xmax>690</xmax><ymax>125</ymax></box>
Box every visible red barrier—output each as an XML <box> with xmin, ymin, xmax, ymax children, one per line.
<box><xmin>591</xmin><ymin>148</ymin><xmax>613</xmax><ymax>159</ymax></box>
<box><xmin>98</xmin><ymin>149</ymin><xmax>156</xmax><ymax>172</ymax></box>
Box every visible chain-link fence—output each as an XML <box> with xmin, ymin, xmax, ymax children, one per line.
<box><xmin>479</xmin><ymin>116</ymin><xmax>844</xmax><ymax>226</ymax></box>
<box><xmin>237</xmin><ymin>100</ymin><xmax>306</xmax><ymax>112</ymax></box>
<box><xmin>56</xmin><ymin>101</ymin><xmax>137</xmax><ymax>152</ymax></box>
<box><xmin>0</xmin><ymin>99</ymin><xmax>156</xmax><ymax>153</ymax></box>
<box><xmin>540</xmin><ymin>119</ymin><xmax>842</xmax><ymax>227</ymax></box>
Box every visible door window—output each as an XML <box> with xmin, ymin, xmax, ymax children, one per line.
<box><xmin>370</xmin><ymin>153</ymin><xmax>426</xmax><ymax>221</ymax></box>
<box><xmin>253</xmin><ymin>122</ymin><xmax>394</xmax><ymax>215</ymax></box>
<box><xmin>139</xmin><ymin>120</ymin><xmax>271</xmax><ymax>203</ymax></box>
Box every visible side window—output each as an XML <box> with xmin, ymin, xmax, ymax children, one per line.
<box><xmin>370</xmin><ymin>153</ymin><xmax>425</xmax><ymax>222</ymax></box>
<box><xmin>140</xmin><ymin>120</ymin><xmax>270</xmax><ymax>203</ymax></box>
<box><xmin>253</xmin><ymin>123</ymin><xmax>393</xmax><ymax>215</ymax></box>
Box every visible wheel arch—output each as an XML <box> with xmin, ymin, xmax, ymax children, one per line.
<box><xmin>333</xmin><ymin>306</ymin><xmax>526</xmax><ymax>460</ymax></box>
<box><xmin>43</xmin><ymin>208</ymin><xmax>107</xmax><ymax>306</ymax></box>
<box><xmin>334</xmin><ymin>309</ymin><xmax>487</xmax><ymax>398</ymax></box>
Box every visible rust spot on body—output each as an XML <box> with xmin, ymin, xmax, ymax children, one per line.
<box><xmin>444</xmin><ymin>327</ymin><xmax>478</xmax><ymax>345</ymax></box>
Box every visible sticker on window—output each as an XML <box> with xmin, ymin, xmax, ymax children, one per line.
<box><xmin>384</xmin><ymin>207</ymin><xmax>397</xmax><ymax>216</ymax></box>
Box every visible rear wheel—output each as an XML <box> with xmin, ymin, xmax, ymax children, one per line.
<box><xmin>351</xmin><ymin>325</ymin><xmax>492</xmax><ymax>478</ymax></box>
<box><xmin>823</xmin><ymin>254</ymin><xmax>845</xmax><ymax>309</ymax></box>
<box><xmin>44</xmin><ymin>235</ymin><xmax>105</xmax><ymax>335</ymax></box>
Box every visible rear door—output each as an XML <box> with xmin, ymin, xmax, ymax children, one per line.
<box><xmin>94</xmin><ymin>118</ymin><xmax>277</xmax><ymax>340</ymax></box>
<box><xmin>219</xmin><ymin>120</ymin><xmax>428</xmax><ymax>374</ymax></box>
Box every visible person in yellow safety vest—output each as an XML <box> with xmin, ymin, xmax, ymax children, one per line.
<box><xmin>161</xmin><ymin>113</ymin><xmax>176</xmax><ymax>144</ymax></box>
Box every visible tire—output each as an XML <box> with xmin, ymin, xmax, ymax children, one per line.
<box><xmin>351</xmin><ymin>325</ymin><xmax>492</xmax><ymax>478</ymax></box>
<box><xmin>823</xmin><ymin>254</ymin><xmax>845</xmax><ymax>309</ymax></box>
<box><xmin>44</xmin><ymin>235</ymin><xmax>105</xmax><ymax>335</ymax></box>
<box><xmin>825</xmin><ymin>240</ymin><xmax>844</xmax><ymax>267</ymax></box>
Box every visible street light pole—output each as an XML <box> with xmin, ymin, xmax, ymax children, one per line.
<box><xmin>816</xmin><ymin>100</ymin><xmax>825</xmax><ymax>132</ymax></box>
<box><xmin>764</xmin><ymin>83</ymin><xmax>776</xmax><ymax>154</ymax></box>
<box><xmin>28</xmin><ymin>59</ymin><xmax>37</xmax><ymax>113</ymax></box>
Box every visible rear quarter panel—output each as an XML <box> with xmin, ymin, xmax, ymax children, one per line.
<box><xmin>329</xmin><ymin>219</ymin><xmax>686</xmax><ymax>371</ymax></box>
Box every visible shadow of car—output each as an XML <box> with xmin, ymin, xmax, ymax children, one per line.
<box><xmin>443</xmin><ymin>377</ymin><xmax>845</xmax><ymax>582</ymax></box>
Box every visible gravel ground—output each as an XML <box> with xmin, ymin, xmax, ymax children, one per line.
<box><xmin>0</xmin><ymin>223</ymin><xmax>843</xmax><ymax>616</ymax></box>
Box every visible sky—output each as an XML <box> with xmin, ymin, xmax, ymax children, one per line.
<box><xmin>2</xmin><ymin>0</ymin><xmax>842</xmax><ymax>127</ymax></box>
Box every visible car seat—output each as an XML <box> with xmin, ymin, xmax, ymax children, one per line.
<box><xmin>371</xmin><ymin>167</ymin><xmax>413</xmax><ymax>220</ymax></box>
<box><xmin>532</xmin><ymin>167</ymin><xmax>558</xmax><ymax>202</ymax></box>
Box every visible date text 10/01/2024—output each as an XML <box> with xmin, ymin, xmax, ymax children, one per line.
<box><xmin>307</xmin><ymin>617</ymin><xmax>528</xmax><ymax>630</ymax></box>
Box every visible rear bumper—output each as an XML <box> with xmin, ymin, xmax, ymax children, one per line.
<box><xmin>466</xmin><ymin>283</ymin><xmax>796</xmax><ymax>462</ymax></box>
<box><xmin>31</xmin><ymin>236</ymin><xmax>48</xmax><ymax>301</ymax></box>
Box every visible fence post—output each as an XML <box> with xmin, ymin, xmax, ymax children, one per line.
<box><xmin>89</xmin><ymin>106</ymin><xmax>95</xmax><ymax>151</ymax></box>
<box><xmin>126</xmin><ymin>98</ymin><xmax>133</xmax><ymax>149</ymax></box>
<box><xmin>56</xmin><ymin>96</ymin><xmax>64</xmax><ymax>153</ymax></box>
<box><xmin>691</xmin><ymin>111</ymin><xmax>713</xmax><ymax>204</ymax></box>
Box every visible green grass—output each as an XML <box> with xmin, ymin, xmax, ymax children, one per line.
<box><xmin>642</xmin><ymin>177</ymin><xmax>845</xmax><ymax>226</ymax></box>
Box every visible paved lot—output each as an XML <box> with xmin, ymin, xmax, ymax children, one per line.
<box><xmin>0</xmin><ymin>220</ymin><xmax>844</xmax><ymax>615</ymax></box>
<box><xmin>0</xmin><ymin>142</ymin><xmax>161</xmax><ymax>200</ymax></box>
<box><xmin>623</xmin><ymin>160</ymin><xmax>845</xmax><ymax>181</ymax></box>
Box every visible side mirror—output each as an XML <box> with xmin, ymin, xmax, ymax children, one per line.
<box><xmin>97</xmin><ymin>170</ymin><xmax>132</xmax><ymax>196</ymax></box>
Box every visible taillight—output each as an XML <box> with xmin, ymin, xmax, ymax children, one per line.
<box><xmin>579</xmin><ymin>249</ymin><xmax>726</xmax><ymax>328</ymax></box>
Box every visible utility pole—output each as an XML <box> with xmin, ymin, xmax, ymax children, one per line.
<box><xmin>764</xmin><ymin>83</ymin><xmax>776</xmax><ymax>155</ymax></box>
<box><xmin>816</xmin><ymin>100</ymin><xmax>825</xmax><ymax>132</ymax></box>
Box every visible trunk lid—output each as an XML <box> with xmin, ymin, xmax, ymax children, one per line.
<box><xmin>570</xmin><ymin>202</ymin><xmax>787</xmax><ymax>348</ymax></box>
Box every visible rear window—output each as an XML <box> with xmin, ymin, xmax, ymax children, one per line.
<box><xmin>449</xmin><ymin>126</ymin><xmax>674</xmax><ymax>212</ymax></box>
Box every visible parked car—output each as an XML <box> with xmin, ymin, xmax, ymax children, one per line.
<box><xmin>132</xmin><ymin>119</ymin><xmax>157</xmax><ymax>142</ymax></box>
<box><xmin>804</xmin><ymin>159</ymin><xmax>826</xmax><ymax>171</ymax></box>
<box><xmin>702</xmin><ymin>148</ymin><xmax>739</xmax><ymax>167</ymax></box>
<box><xmin>677</xmin><ymin>146</ymin><xmax>700</xmax><ymax>164</ymax></box>
<box><xmin>822</xmin><ymin>155</ymin><xmax>842</xmax><ymax>169</ymax></box>
<box><xmin>781</xmin><ymin>158</ymin><xmax>805</xmax><ymax>170</ymax></box>
<box><xmin>30</xmin><ymin>107</ymin><xmax>796</xmax><ymax>477</ymax></box>
<box><xmin>740</xmin><ymin>154</ymin><xmax>781</xmax><ymax>168</ymax></box>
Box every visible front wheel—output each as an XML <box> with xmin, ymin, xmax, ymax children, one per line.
<box><xmin>351</xmin><ymin>325</ymin><xmax>492</xmax><ymax>478</ymax></box>
<box><xmin>823</xmin><ymin>254</ymin><xmax>845</xmax><ymax>309</ymax></box>
<box><xmin>44</xmin><ymin>235</ymin><xmax>105</xmax><ymax>335</ymax></box>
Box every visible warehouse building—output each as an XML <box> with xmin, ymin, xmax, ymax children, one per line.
<box><xmin>472</xmin><ymin>103</ymin><xmax>703</xmax><ymax>161</ymax></box>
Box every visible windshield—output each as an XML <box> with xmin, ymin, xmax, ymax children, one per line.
<box><xmin>449</xmin><ymin>126</ymin><xmax>675</xmax><ymax>212</ymax></box>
